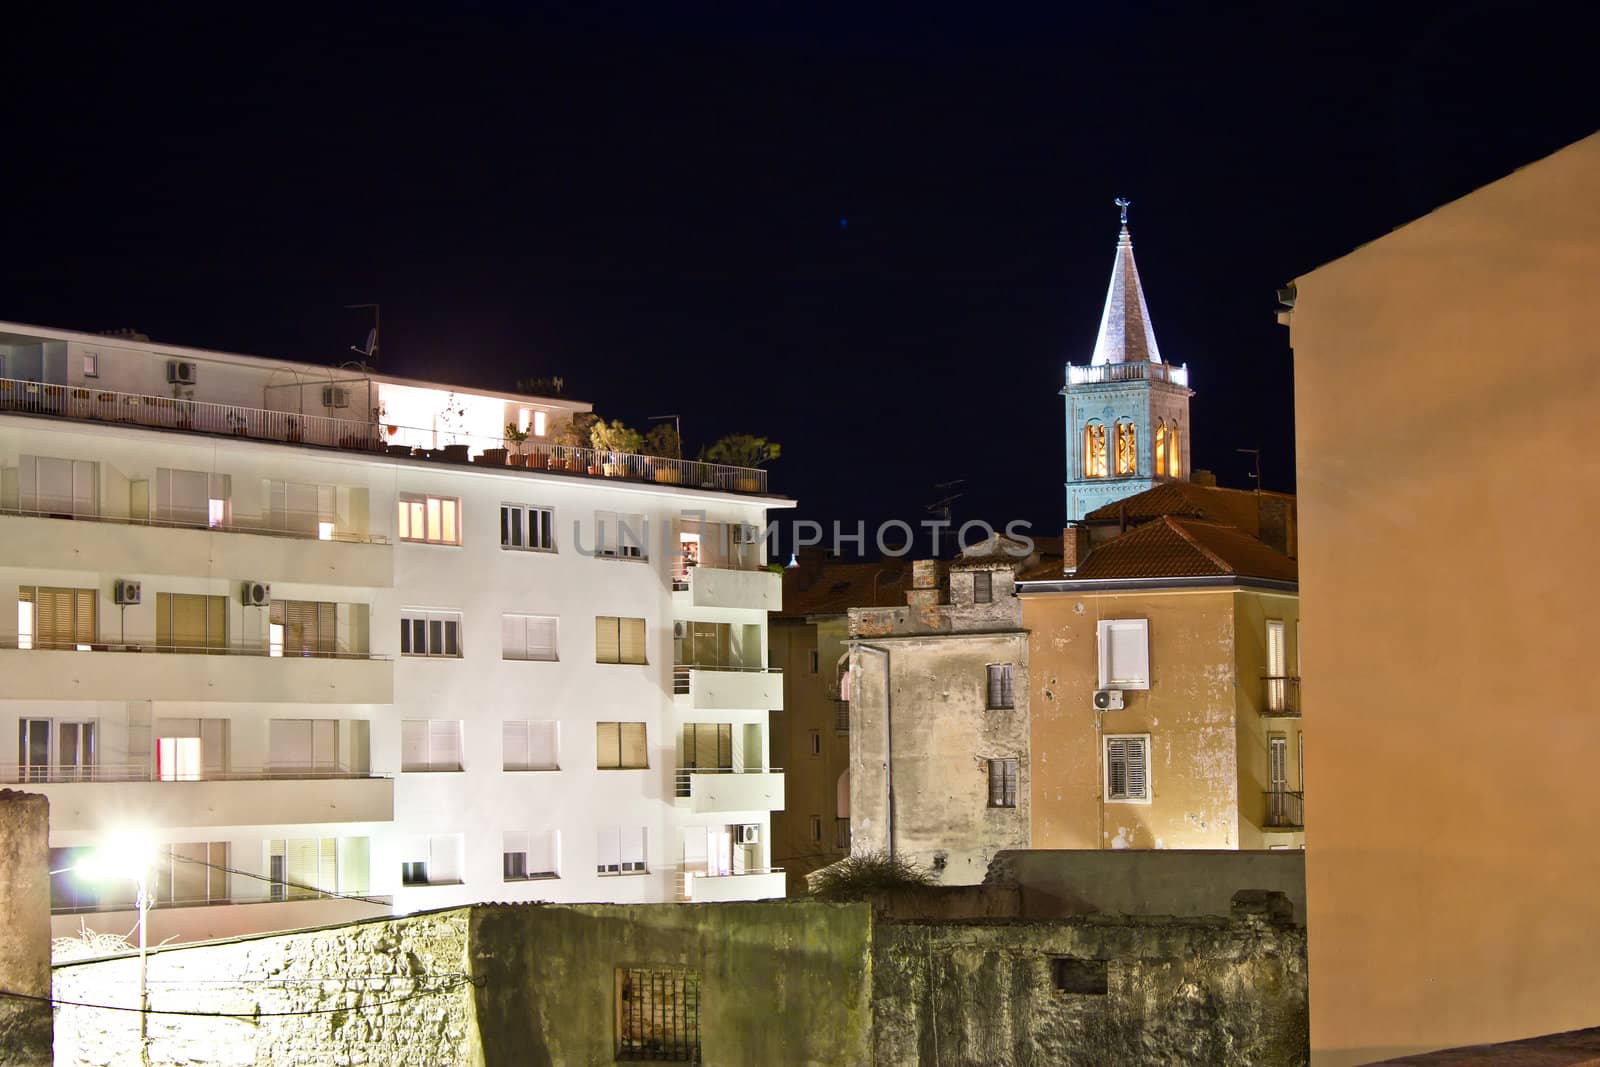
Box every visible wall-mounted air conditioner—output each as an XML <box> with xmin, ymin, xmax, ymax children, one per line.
<box><xmin>673</xmin><ymin>621</ymin><xmax>688</xmax><ymax>639</ymax></box>
<box><xmin>732</xmin><ymin>523</ymin><xmax>760</xmax><ymax>545</ymax></box>
<box><xmin>322</xmin><ymin>386</ymin><xmax>350</xmax><ymax>409</ymax></box>
<box><xmin>241</xmin><ymin>580</ymin><xmax>271</xmax><ymax>607</ymax></box>
<box><xmin>1093</xmin><ymin>689</ymin><xmax>1125</xmax><ymax>711</ymax></box>
<box><xmin>113</xmin><ymin>579</ymin><xmax>142</xmax><ymax>606</ymax></box>
<box><xmin>737</xmin><ymin>824</ymin><xmax>760</xmax><ymax>845</ymax></box>
<box><xmin>166</xmin><ymin>360</ymin><xmax>197</xmax><ymax>385</ymax></box>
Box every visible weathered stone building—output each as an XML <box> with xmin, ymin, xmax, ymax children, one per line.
<box><xmin>0</xmin><ymin>789</ymin><xmax>51</xmax><ymax>1066</ymax></box>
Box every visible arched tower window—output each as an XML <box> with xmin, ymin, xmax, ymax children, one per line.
<box><xmin>1169</xmin><ymin>420</ymin><xmax>1182</xmax><ymax>477</ymax></box>
<box><xmin>1155</xmin><ymin>420</ymin><xmax>1168</xmax><ymax>476</ymax></box>
<box><xmin>1083</xmin><ymin>422</ymin><xmax>1108</xmax><ymax>478</ymax></box>
<box><xmin>1115</xmin><ymin>420</ymin><xmax>1137</xmax><ymax>476</ymax></box>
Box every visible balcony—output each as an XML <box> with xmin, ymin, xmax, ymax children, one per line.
<box><xmin>1065</xmin><ymin>360</ymin><xmax>1190</xmax><ymax>389</ymax></box>
<box><xmin>671</xmin><ymin>564</ymin><xmax>782</xmax><ymax>611</ymax></box>
<box><xmin>681</xmin><ymin>868</ymin><xmax>787</xmax><ymax>902</ymax></box>
<box><xmin>673</xmin><ymin>666</ymin><xmax>784</xmax><ymax>710</ymax></box>
<box><xmin>674</xmin><ymin>768</ymin><xmax>785</xmax><ymax>814</ymax></box>
<box><xmin>0</xmin><ymin>511</ymin><xmax>392</xmax><ymax>588</ymax></box>
<box><xmin>1261</xmin><ymin>676</ymin><xmax>1302</xmax><ymax>717</ymax></box>
<box><xmin>0</xmin><ymin>376</ymin><xmax>771</xmax><ymax>495</ymax></box>
<box><xmin>1264</xmin><ymin>790</ymin><xmax>1305</xmax><ymax>830</ymax></box>
<box><xmin>0</xmin><ymin>643</ymin><xmax>392</xmax><ymax>704</ymax></box>
<box><xmin>5</xmin><ymin>766</ymin><xmax>393</xmax><ymax>830</ymax></box>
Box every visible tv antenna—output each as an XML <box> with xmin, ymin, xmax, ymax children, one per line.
<box><xmin>1236</xmin><ymin>448</ymin><xmax>1262</xmax><ymax>490</ymax></box>
<box><xmin>926</xmin><ymin>479</ymin><xmax>966</xmax><ymax>525</ymax></box>
<box><xmin>647</xmin><ymin>414</ymin><xmax>683</xmax><ymax>459</ymax></box>
<box><xmin>346</xmin><ymin>304</ymin><xmax>380</xmax><ymax>367</ymax></box>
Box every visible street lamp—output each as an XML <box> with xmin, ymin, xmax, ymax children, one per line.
<box><xmin>76</xmin><ymin>833</ymin><xmax>156</xmax><ymax>1066</ymax></box>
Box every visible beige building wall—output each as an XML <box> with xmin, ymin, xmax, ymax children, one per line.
<box><xmin>1026</xmin><ymin>588</ymin><xmax>1301</xmax><ymax>851</ymax></box>
<box><xmin>768</xmin><ymin>616</ymin><xmax>851</xmax><ymax>893</ymax></box>
<box><xmin>1287</xmin><ymin>131</ymin><xmax>1600</xmax><ymax>1063</ymax></box>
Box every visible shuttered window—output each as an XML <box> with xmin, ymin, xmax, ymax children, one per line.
<box><xmin>595</xmin><ymin>510</ymin><xmax>647</xmax><ymax>559</ymax></box>
<box><xmin>595</xmin><ymin>616</ymin><xmax>647</xmax><ymax>664</ymax></box>
<box><xmin>504</xmin><ymin>831</ymin><xmax>558</xmax><ymax>880</ymax></box>
<box><xmin>503</xmin><ymin>720</ymin><xmax>560</xmax><ymax>770</ymax></box>
<box><xmin>269</xmin><ymin>837</ymin><xmax>338</xmax><ymax>900</ymax></box>
<box><xmin>597</xmin><ymin>722</ymin><xmax>648</xmax><ymax>769</ymax></box>
<box><xmin>153</xmin><ymin>842</ymin><xmax>228</xmax><ymax>904</ymax></box>
<box><xmin>400</xmin><ymin>835</ymin><xmax>462</xmax><ymax>885</ymax></box>
<box><xmin>155</xmin><ymin>593</ymin><xmax>226</xmax><ymax>652</ymax></box>
<box><xmin>266</xmin><ymin>480</ymin><xmax>334</xmax><ymax>536</ymax></box>
<box><xmin>502</xmin><ymin>614</ymin><xmax>558</xmax><ymax>661</ymax></box>
<box><xmin>18</xmin><ymin>455</ymin><xmax>98</xmax><ymax>517</ymax></box>
<box><xmin>1269</xmin><ymin>734</ymin><xmax>1289</xmax><ymax>789</ymax></box>
<box><xmin>597</xmin><ymin>827</ymin><xmax>648</xmax><ymax>875</ymax></box>
<box><xmin>397</xmin><ymin>494</ymin><xmax>461</xmax><ymax>545</ymax></box>
<box><xmin>269</xmin><ymin>719</ymin><xmax>340</xmax><ymax>772</ymax></box>
<box><xmin>156</xmin><ymin>468</ymin><xmax>230</xmax><ymax>527</ymax></box>
<box><xmin>986</xmin><ymin>664</ymin><xmax>1015</xmax><ymax>709</ymax></box>
<box><xmin>500</xmin><ymin>504</ymin><xmax>555</xmax><ymax>551</ymax></box>
<box><xmin>268</xmin><ymin>600</ymin><xmax>337</xmax><ymax>656</ymax></box>
<box><xmin>987</xmin><ymin>758</ymin><xmax>1019</xmax><ymax>808</ymax></box>
<box><xmin>401</xmin><ymin>719</ymin><xmax>463</xmax><ymax>772</ymax></box>
<box><xmin>1265</xmin><ymin>619</ymin><xmax>1288</xmax><ymax>711</ymax></box>
<box><xmin>1105</xmin><ymin>735</ymin><xmax>1150</xmax><ymax>802</ymax></box>
<box><xmin>400</xmin><ymin>609</ymin><xmax>461</xmax><ymax>657</ymax></box>
<box><xmin>1097</xmin><ymin>618</ymin><xmax>1151</xmax><ymax>690</ymax></box>
<box><xmin>973</xmin><ymin>571</ymin><xmax>992</xmax><ymax>604</ymax></box>
<box><xmin>19</xmin><ymin>586</ymin><xmax>96</xmax><ymax>649</ymax></box>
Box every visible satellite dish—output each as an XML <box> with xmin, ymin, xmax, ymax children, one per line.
<box><xmin>350</xmin><ymin>327</ymin><xmax>377</xmax><ymax>360</ymax></box>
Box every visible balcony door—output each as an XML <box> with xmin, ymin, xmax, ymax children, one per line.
<box><xmin>156</xmin><ymin>593</ymin><xmax>227</xmax><ymax>653</ymax></box>
<box><xmin>681</xmin><ymin>826</ymin><xmax>733</xmax><ymax>879</ymax></box>
<box><xmin>18</xmin><ymin>718</ymin><xmax>50</xmax><ymax>782</ymax></box>
<box><xmin>1266</xmin><ymin>620</ymin><xmax>1287</xmax><ymax>711</ymax></box>
<box><xmin>156</xmin><ymin>718</ymin><xmax>228</xmax><ymax>780</ymax></box>
<box><xmin>58</xmin><ymin>721</ymin><xmax>96</xmax><ymax>781</ymax></box>
<box><xmin>269</xmin><ymin>719</ymin><xmax>340</xmax><ymax>775</ymax></box>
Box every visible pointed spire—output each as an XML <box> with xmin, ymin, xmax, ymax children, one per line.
<box><xmin>1090</xmin><ymin>212</ymin><xmax>1162</xmax><ymax>366</ymax></box>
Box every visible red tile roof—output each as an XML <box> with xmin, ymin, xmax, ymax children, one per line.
<box><xmin>1068</xmin><ymin>516</ymin><xmax>1298</xmax><ymax>582</ymax></box>
<box><xmin>1082</xmin><ymin>482</ymin><xmax>1290</xmax><ymax>536</ymax></box>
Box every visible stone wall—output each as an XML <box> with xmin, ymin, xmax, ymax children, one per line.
<box><xmin>53</xmin><ymin>908</ymin><xmax>476</xmax><ymax>1067</ymax></box>
<box><xmin>0</xmin><ymin>789</ymin><xmax>51</xmax><ymax>1066</ymax></box>
<box><xmin>873</xmin><ymin>906</ymin><xmax>1309</xmax><ymax>1066</ymax></box>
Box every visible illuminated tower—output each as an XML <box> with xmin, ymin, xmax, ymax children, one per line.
<box><xmin>1062</xmin><ymin>203</ymin><xmax>1194</xmax><ymax>522</ymax></box>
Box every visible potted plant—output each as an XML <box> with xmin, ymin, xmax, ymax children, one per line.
<box><xmin>503</xmin><ymin>422</ymin><xmax>529</xmax><ymax>467</ymax></box>
<box><xmin>590</xmin><ymin>418</ymin><xmax>643</xmax><ymax>477</ymax></box>
<box><xmin>643</xmin><ymin>423</ymin><xmax>683</xmax><ymax>483</ymax></box>
<box><xmin>701</xmin><ymin>434</ymin><xmax>780</xmax><ymax>491</ymax></box>
<box><xmin>551</xmin><ymin>412</ymin><xmax>597</xmax><ymax>472</ymax></box>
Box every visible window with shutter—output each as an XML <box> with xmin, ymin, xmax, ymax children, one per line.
<box><xmin>595</xmin><ymin>511</ymin><xmax>647</xmax><ymax>559</ymax></box>
<box><xmin>1269</xmin><ymin>734</ymin><xmax>1289</xmax><ymax>789</ymax></box>
<box><xmin>503</xmin><ymin>831</ymin><xmax>530</xmax><ymax>880</ymax></box>
<box><xmin>1105</xmin><ymin>735</ymin><xmax>1150</xmax><ymax>802</ymax></box>
<box><xmin>597</xmin><ymin>616</ymin><xmax>647</xmax><ymax>664</ymax></box>
<box><xmin>20</xmin><ymin>456</ymin><xmax>99</xmax><ymax>518</ymax></box>
<box><xmin>1265</xmin><ymin>620</ymin><xmax>1287</xmax><ymax>711</ymax></box>
<box><xmin>503</xmin><ymin>720</ymin><xmax>559</xmax><ymax>770</ymax></box>
<box><xmin>400</xmin><ymin>719</ymin><xmax>462</xmax><ymax>771</ymax></box>
<box><xmin>1097</xmin><ymin>619</ymin><xmax>1151</xmax><ymax>690</ymax></box>
<box><xmin>619</xmin><ymin>617</ymin><xmax>646</xmax><ymax>664</ymax></box>
<box><xmin>502</xmin><ymin>614</ymin><xmax>558</xmax><ymax>660</ymax></box>
<box><xmin>22</xmin><ymin>586</ymin><xmax>97</xmax><ymax>649</ymax></box>
<box><xmin>973</xmin><ymin>571</ymin><xmax>993</xmax><ymax>604</ymax></box>
<box><xmin>597</xmin><ymin>722</ymin><xmax>648</xmax><ymax>769</ymax></box>
<box><xmin>529</xmin><ymin>830</ymin><xmax>559</xmax><ymax>878</ymax></box>
<box><xmin>986</xmin><ymin>664</ymin><xmax>1015</xmax><ymax>709</ymax></box>
<box><xmin>157</xmin><ymin>593</ymin><xmax>224</xmax><ymax>652</ymax></box>
<box><xmin>988</xmin><ymin>758</ymin><xmax>1018</xmax><ymax>807</ymax></box>
<box><xmin>269</xmin><ymin>838</ymin><xmax>337</xmax><ymax>900</ymax></box>
<box><xmin>428</xmin><ymin>835</ymin><xmax>462</xmax><ymax>883</ymax></box>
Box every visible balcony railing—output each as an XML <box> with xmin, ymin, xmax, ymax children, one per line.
<box><xmin>834</xmin><ymin>699</ymin><xmax>850</xmax><ymax>732</ymax></box>
<box><xmin>1066</xmin><ymin>360</ymin><xmax>1190</xmax><ymax>388</ymax></box>
<box><xmin>1264</xmin><ymin>789</ymin><xmax>1305</xmax><ymax>829</ymax></box>
<box><xmin>1262</xmin><ymin>676</ymin><xmax>1302</xmax><ymax>717</ymax></box>
<box><xmin>3</xmin><ymin>762</ymin><xmax>387</xmax><ymax>786</ymax></box>
<box><xmin>0</xmin><ymin>638</ymin><xmax>384</xmax><ymax>659</ymax></box>
<box><xmin>672</xmin><ymin>663</ymin><xmax>780</xmax><ymax>696</ymax></box>
<box><xmin>673</xmin><ymin>766</ymin><xmax>780</xmax><ymax>798</ymax></box>
<box><xmin>0</xmin><ymin>376</ymin><xmax>770</xmax><ymax>494</ymax></box>
<box><xmin>0</xmin><ymin>503</ymin><xmax>387</xmax><ymax>544</ymax></box>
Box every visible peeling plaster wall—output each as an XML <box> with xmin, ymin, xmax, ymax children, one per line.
<box><xmin>1025</xmin><ymin>589</ymin><xmax>1242</xmax><ymax>850</ymax></box>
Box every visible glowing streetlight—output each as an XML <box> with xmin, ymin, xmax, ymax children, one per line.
<box><xmin>76</xmin><ymin>833</ymin><xmax>156</xmax><ymax>1066</ymax></box>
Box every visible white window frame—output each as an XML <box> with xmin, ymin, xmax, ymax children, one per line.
<box><xmin>503</xmin><ymin>719</ymin><xmax>560</xmax><ymax>771</ymax></box>
<box><xmin>596</xmin><ymin>827</ymin><xmax>648</xmax><ymax>876</ymax></box>
<box><xmin>401</xmin><ymin>719</ymin><xmax>464</xmax><ymax>773</ymax></box>
<box><xmin>400</xmin><ymin>609</ymin><xmax>462</xmax><ymax>658</ymax></box>
<box><xmin>594</xmin><ymin>510</ymin><xmax>648</xmax><ymax>560</ymax></box>
<box><xmin>397</xmin><ymin>493</ymin><xmax>461</xmax><ymax>546</ymax></box>
<box><xmin>501</xmin><ymin>613</ymin><xmax>558</xmax><ymax>661</ymax></box>
<box><xmin>500</xmin><ymin>503</ymin><xmax>556</xmax><ymax>552</ymax></box>
<box><xmin>1104</xmin><ymin>733</ymin><xmax>1152</xmax><ymax>804</ymax></box>
<box><xmin>1097</xmin><ymin>618</ymin><xmax>1151</xmax><ymax>690</ymax></box>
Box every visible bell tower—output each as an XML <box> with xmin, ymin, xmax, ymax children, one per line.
<box><xmin>1063</xmin><ymin>201</ymin><xmax>1194</xmax><ymax>522</ymax></box>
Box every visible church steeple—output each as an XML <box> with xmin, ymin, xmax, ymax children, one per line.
<box><xmin>1090</xmin><ymin>222</ymin><xmax>1163</xmax><ymax>365</ymax></box>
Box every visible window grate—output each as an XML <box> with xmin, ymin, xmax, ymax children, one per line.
<box><xmin>616</xmin><ymin>967</ymin><xmax>700</xmax><ymax>1062</ymax></box>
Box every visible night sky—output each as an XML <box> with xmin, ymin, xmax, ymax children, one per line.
<box><xmin>4</xmin><ymin>4</ymin><xmax>1595</xmax><ymax>556</ymax></box>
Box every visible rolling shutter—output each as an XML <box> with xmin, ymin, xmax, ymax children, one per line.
<box><xmin>620</xmin><ymin>723</ymin><xmax>648</xmax><ymax>768</ymax></box>
<box><xmin>595</xmin><ymin>617</ymin><xmax>621</xmax><ymax>664</ymax></box>
<box><xmin>619</xmin><ymin>618</ymin><xmax>646</xmax><ymax>664</ymax></box>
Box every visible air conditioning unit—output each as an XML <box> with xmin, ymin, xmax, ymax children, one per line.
<box><xmin>241</xmin><ymin>580</ymin><xmax>271</xmax><ymax>607</ymax></box>
<box><xmin>322</xmin><ymin>386</ymin><xmax>350</xmax><ymax>409</ymax></box>
<box><xmin>673</xmin><ymin>621</ymin><xmax>688</xmax><ymax>639</ymax></box>
<box><xmin>732</xmin><ymin>523</ymin><xmax>760</xmax><ymax>545</ymax></box>
<box><xmin>737</xmin><ymin>824</ymin><xmax>760</xmax><ymax>845</ymax></box>
<box><xmin>113</xmin><ymin>579</ymin><xmax>142</xmax><ymax>606</ymax></box>
<box><xmin>166</xmin><ymin>360</ymin><xmax>197</xmax><ymax>385</ymax></box>
<box><xmin>1093</xmin><ymin>689</ymin><xmax>1125</xmax><ymax>711</ymax></box>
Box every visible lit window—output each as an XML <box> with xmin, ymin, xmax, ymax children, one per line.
<box><xmin>1154</xmin><ymin>420</ymin><xmax>1168</xmax><ymax>476</ymax></box>
<box><xmin>1169</xmin><ymin>421</ymin><xmax>1182</xmax><ymax>476</ymax></box>
<box><xmin>269</xmin><ymin>623</ymin><xmax>285</xmax><ymax>658</ymax></box>
<box><xmin>208</xmin><ymin>498</ymin><xmax>226</xmax><ymax>528</ymax></box>
<box><xmin>317</xmin><ymin>521</ymin><xmax>335</xmax><ymax>541</ymax></box>
<box><xmin>397</xmin><ymin>494</ymin><xmax>460</xmax><ymax>545</ymax></box>
<box><xmin>1104</xmin><ymin>735</ymin><xmax>1150</xmax><ymax>802</ymax></box>
<box><xmin>533</xmin><ymin>411</ymin><xmax>547</xmax><ymax>437</ymax></box>
<box><xmin>18</xmin><ymin>599</ymin><xmax>34</xmax><ymax>650</ymax></box>
<box><xmin>82</xmin><ymin>353</ymin><xmax>99</xmax><ymax>378</ymax></box>
<box><xmin>1115</xmin><ymin>420</ymin><xmax>1137</xmax><ymax>476</ymax></box>
<box><xmin>1083</xmin><ymin>422</ymin><xmax>1108</xmax><ymax>478</ymax></box>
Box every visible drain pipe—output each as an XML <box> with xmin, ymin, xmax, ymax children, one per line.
<box><xmin>855</xmin><ymin>644</ymin><xmax>894</xmax><ymax>859</ymax></box>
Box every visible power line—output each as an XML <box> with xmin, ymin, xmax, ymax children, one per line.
<box><xmin>0</xmin><ymin>975</ymin><xmax>478</xmax><ymax>1017</ymax></box>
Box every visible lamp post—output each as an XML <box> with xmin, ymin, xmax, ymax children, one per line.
<box><xmin>77</xmin><ymin>835</ymin><xmax>155</xmax><ymax>1066</ymax></box>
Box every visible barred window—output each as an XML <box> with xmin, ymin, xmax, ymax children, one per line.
<box><xmin>615</xmin><ymin>967</ymin><xmax>700</xmax><ymax>1062</ymax></box>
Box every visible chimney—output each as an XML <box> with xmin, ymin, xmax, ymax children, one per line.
<box><xmin>1190</xmin><ymin>468</ymin><xmax>1218</xmax><ymax>487</ymax></box>
<box><xmin>906</xmin><ymin>559</ymin><xmax>940</xmax><ymax>610</ymax></box>
<box><xmin>1062</xmin><ymin>526</ymin><xmax>1091</xmax><ymax>574</ymax></box>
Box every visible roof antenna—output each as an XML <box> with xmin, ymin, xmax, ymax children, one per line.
<box><xmin>1236</xmin><ymin>448</ymin><xmax>1262</xmax><ymax>491</ymax></box>
<box><xmin>925</xmin><ymin>480</ymin><xmax>966</xmax><ymax>527</ymax></box>
<box><xmin>346</xmin><ymin>304</ymin><xmax>380</xmax><ymax>368</ymax></box>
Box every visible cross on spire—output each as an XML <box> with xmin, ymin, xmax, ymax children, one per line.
<box><xmin>1114</xmin><ymin>196</ymin><xmax>1131</xmax><ymax>226</ymax></box>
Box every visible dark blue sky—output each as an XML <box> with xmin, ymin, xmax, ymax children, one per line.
<box><xmin>3</xmin><ymin>2</ymin><xmax>1595</xmax><ymax>553</ymax></box>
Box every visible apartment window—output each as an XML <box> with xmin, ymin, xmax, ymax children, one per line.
<box><xmin>595</xmin><ymin>510</ymin><xmax>647</xmax><ymax>559</ymax></box>
<box><xmin>503</xmin><ymin>720</ymin><xmax>560</xmax><ymax>771</ymax></box>
<box><xmin>399</xmin><ymin>835</ymin><xmax>462</xmax><ymax>887</ymax></box>
<box><xmin>597</xmin><ymin>828</ymin><xmax>648</xmax><ymax>875</ymax></box>
<box><xmin>597</xmin><ymin>722</ymin><xmax>648</xmax><ymax>769</ymax></box>
<box><xmin>17</xmin><ymin>455</ymin><xmax>98</xmax><ymax>518</ymax></box>
<box><xmin>1266</xmin><ymin>619</ymin><xmax>1288</xmax><ymax>711</ymax></box>
<box><xmin>809</xmin><ymin>815</ymin><xmax>823</xmax><ymax>843</ymax></box>
<box><xmin>973</xmin><ymin>571</ymin><xmax>993</xmax><ymax>604</ymax></box>
<box><xmin>155</xmin><ymin>468</ymin><xmax>230</xmax><ymax>527</ymax></box>
<box><xmin>269</xmin><ymin>600</ymin><xmax>337</xmax><ymax>657</ymax></box>
<box><xmin>500</xmin><ymin>504</ymin><xmax>555</xmax><ymax>551</ymax></box>
<box><xmin>82</xmin><ymin>352</ymin><xmax>98</xmax><ymax>378</ymax></box>
<box><xmin>17</xmin><ymin>718</ymin><xmax>50</xmax><ymax>782</ymax></box>
<box><xmin>1269</xmin><ymin>734</ymin><xmax>1289</xmax><ymax>791</ymax></box>
<box><xmin>503</xmin><ymin>830</ymin><xmax>560</xmax><ymax>881</ymax></box>
<box><xmin>155</xmin><ymin>592</ymin><xmax>226</xmax><ymax>653</ymax></box>
<box><xmin>986</xmin><ymin>664</ymin><xmax>1015</xmax><ymax>709</ymax></box>
<box><xmin>502</xmin><ymin>613</ymin><xmax>558</xmax><ymax>661</ymax></box>
<box><xmin>616</xmin><ymin>968</ymin><xmax>700</xmax><ymax>1063</ymax></box>
<box><xmin>269</xmin><ymin>838</ymin><xmax>351</xmax><ymax>901</ymax></box>
<box><xmin>18</xmin><ymin>586</ymin><xmax>96</xmax><ymax>649</ymax></box>
<box><xmin>1097</xmin><ymin>618</ymin><xmax>1151</xmax><ymax>690</ymax></box>
<box><xmin>988</xmin><ymin>758</ymin><xmax>1019</xmax><ymax>808</ymax></box>
<box><xmin>266</xmin><ymin>480</ymin><xmax>335</xmax><ymax>537</ymax></box>
<box><xmin>397</xmin><ymin>493</ymin><xmax>461</xmax><ymax>545</ymax></box>
<box><xmin>155</xmin><ymin>718</ymin><xmax>229</xmax><ymax>781</ymax></box>
<box><xmin>269</xmin><ymin>719</ymin><xmax>340</xmax><ymax>773</ymax></box>
<box><xmin>58</xmin><ymin>721</ymin><xmax>97</xmax><ymax>779</ymax></box>
<box><xmin>401</xmin><ymin>719</ymin><xmax>464</xmax><ymax>772</ymax></box>
<box><xmin>1105</xmin><ymin>735</ymin><xmax>1151</xmax><ymax>802</ymax></box>
<box><xmin>595</xmin><ymin>616</ymin><xmax>647</xmax><ymax>664</ymax></box>
<box><xmin>401</xmin><ymin>609</ymin><xmax>462</xmax><ymax>657</ymax></box>
<box><xmin>153</xmin><ymin>842</ymin><xmax>229</xmax><ymax>905</ymax></box>
<box><xmin>809</xmin><ymin>730</ymin><xmax>821</xmax><ymax>756</ymax></box>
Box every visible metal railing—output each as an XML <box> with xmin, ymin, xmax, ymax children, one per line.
<box><xmin>0</xmin><ymin>504</ymin><xmax>387</xmax><ymax>544</ymax></box>
<box><xmin>1262</xmin><ymin>676</ymin><xmax>1302</xmax><ymax>717</ymax></box>
<box><xmin>1066</xmin><ymin>360</ymin><xmax>1190</xmax><ymax>388</ymax></box>
<box><xmin>0</xmin><ymin>638</ymin><xmax>386</xmax><ymax>660</ymax></box>
<box><xmin>3</xmin><ymin>762</ymin><xmax>389</xmax><ymax>785</ymax></box>
<box><xmin>0</xmin><ymin>375</ymin><xmax>770</xmax><ymax>494</ymax></box>
<box><xmin>834</xmin><ymin>817</ymin><xmax>851</xmax><ymax>850</ymax></box>
<box><xmin>671</xmin><ymin>663</ymin><xmax>782</xmax><ymax>695</ymax></box>
<box><xmin>673</xmin><ymin>766</ymin><xmax>782</xmax><ymax>798</ymax></box>
<box><xmin>1264</xmin><ymin>789</ymin><xmax>1305</xmax><ymax>829</ymax></box>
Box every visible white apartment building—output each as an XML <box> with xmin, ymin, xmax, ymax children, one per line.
<box><xmin>0</xmin><ymin>321</ymin><xmax>790</xmax><ymax>945</ymax></box>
